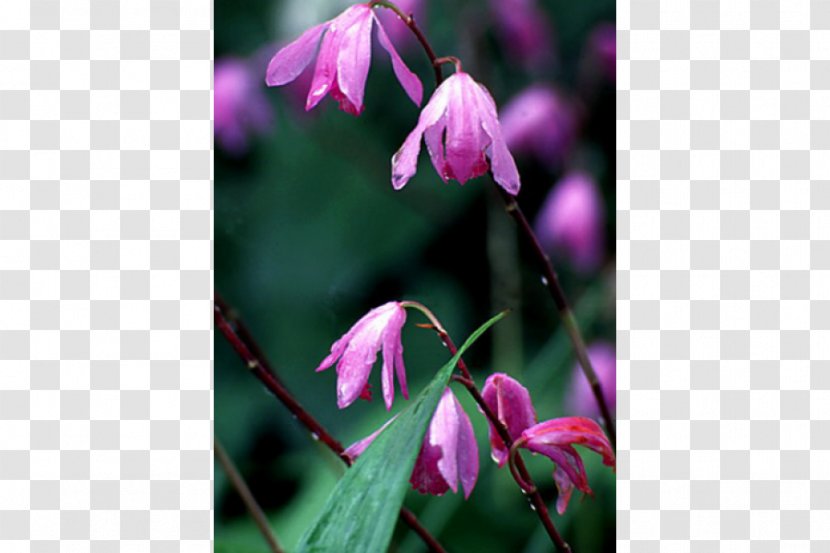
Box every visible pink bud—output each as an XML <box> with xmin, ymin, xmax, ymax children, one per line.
<box><xmin>480</xmin><ymin>373</ymin><xmax>537</xmax><ymax>466</ymax></box>
<box><xmin>534</xmin><ymin>171</ymin><xmax>606</xmax><ymax>273</ymax></box>
<box><xmin>345</xmin><ymin>388</ymin><xmax>480</xmax><ymax>499</ymax></box>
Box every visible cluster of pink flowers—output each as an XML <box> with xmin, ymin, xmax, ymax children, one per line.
<box><xmin>316</xmin><ymin>300</ymin><xmax>615</xmax><ymax>509</ymax></box>
<box><xmin>233</xmin><ymin>0</ymin><xmax>616</xmax><ymax>523</ymax></box>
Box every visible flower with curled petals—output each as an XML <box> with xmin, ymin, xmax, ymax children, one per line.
<box><xmin>345</xmin><ymin>388</ymin><xmax>479</xmax><ymax>498</ymax></box>
<box><xmin>265</xmin><ymin>3</ymin><xmax>423</xmax><ymax>116</ymax></box>
<box><xmin>519</xmin><ymin>417</ymin><xmax>615</xmax><ymax>514</ymax></box>
<box><xmin>391</xmin><ymin>71</ymin><xmax>521</xmax><ymax>195</ymax></box>
<box><xmin>481</xmin><ymin>373</ymin><xmax>537</xmax><ymax>466</ymax></box>
<box><xmin>316</xmin><ymin>301</ymin><xmax>408</xmax><ymax>410</ymax></box>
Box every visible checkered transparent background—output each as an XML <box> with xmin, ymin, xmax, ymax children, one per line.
<box><xmin>618</xmin><ymin>0</ymin><xmax>827</xmax><ymax>549</ymax></box>
<box><xmin>0</xmin><ymin>1</ymin><xmax>212</xmax><ymax>549</ymax></box>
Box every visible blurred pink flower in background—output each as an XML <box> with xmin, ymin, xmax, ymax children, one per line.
<box><xmin>214</xmin><ymin>58</ymin><xmax>273</xmax><ymax>155</ymax></box>
<box><xmin>534</xmin><ymin>171</ymin><xmax>605</xmax><ymax>273</ymax></box>
<box><xmin>265</xmin><ymin>3</ymin><xmax>423</xmax><ymax>116</ymax></box>
<box><xmin>489</xmin><ymin>0</ymin><xmax>554</xmax><ymax>71</ymax></box>
<box><xmin>392</xmin><ymin>71</ymin><xmax>521</xmax><ymax>194</ymax></box>
<box><xmin>345</xmin><ymin>388</ymin><xmax>479</xmax><ymax>498</ymax></box>
<box><xmin>500</xmin><ymin>85</ymin><xmax>576</xmax><ymax>168</ymax></box>
<box><xmin>566</xmin><ymin>341</ymin><xmax>616</xmax><ymax>419</ymax></box>
<box><xmin>587</xmin><ymin>23</ymin><xmax>616</xmax><ymax>83</ymax></box>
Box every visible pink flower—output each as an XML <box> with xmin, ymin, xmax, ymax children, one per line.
<box><xmin>500</xmin><ymin>85</ymin><xmax>576</xmax><ymax>169</ymax></box>
<box><xmin>392</xmin><ymin>72</ymin><xmax>521</xmax><ymax>195</ymax></box>
<box><xmin>316</xmin><ymin>301</ymin><xmax>408</xmax><ymax>410</ymax></box>
<box><xmin>534</xmin><ymin>171</ymin><xmax>605</xmax><ymax>273</ymax></box>
<box><xmin>481</xmin><ymin>373</ymin><xmax>536</xmax><ymax>466</ymax></box>
<box><xmin>345</xmin><ymin>388</ymin><xmax>479</xmax><ymax>498</ymax></box>
<box><xmin>265</xmin><ymin>3</ymin><xmax>423</xmax><ymax>116</ymax></box>
<box><xmin>214</xmin><ymin>57</ymin><xmax>273</xmax><ymax>155</ymax></box>
<box><xmin>520</xmin><ymin>417</ymin><xmax>615</xmax><ymax>514</ymax></box>
<box><xmin>566</xmin><ymin>342</ymin><xmax>616</xmax><ymax>419</ymax></box>
<box><xmin>489</xmin><ymin>0</ymin><xmax>554</xmax><ymax>71</ymax></box>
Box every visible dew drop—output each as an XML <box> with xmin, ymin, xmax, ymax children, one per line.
<box><xmin>529</xmin><ymin>504</ymin><xmax>537</xmax><ymax>511</ymax></box>
<box><xmin>311</xmin><ymin>432</ymin><xmax>320</xmax><ymax>441</ymax></box>
<box><xmin>540</xmin><ymin>276</ymin><xmax>549</xmax><ymax>286</ymax></box>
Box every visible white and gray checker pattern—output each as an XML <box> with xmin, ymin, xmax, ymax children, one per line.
<box><xmin>0</xmin><ymin>1</ymin><xmax>212</xmax><ymax>549</ymax></box>
<box><xmin>619</xmin><ymin>0</ymin><xmax>826</xmax><ymax>550</ymax></box>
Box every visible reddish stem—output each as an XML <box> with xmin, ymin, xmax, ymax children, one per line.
<box><xmin>215</xmin><ymin>295</ymin><xmax>449</xmax><ymax>553</ymax></box>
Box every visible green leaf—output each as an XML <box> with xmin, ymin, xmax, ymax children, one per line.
<box><xmin>294</xmin><ymin>311</ymin><xmax>508</xmax><ymax>553</ymax></box>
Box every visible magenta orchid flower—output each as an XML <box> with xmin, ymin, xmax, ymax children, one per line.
<box><xmin>316</xmin><ymin>301</ymin><xmax>408</xmax><ymax>410</ymax></box>
<box><xmin>534</xmin><ymin>171</ymin><xmax>606</xmax><ymax>273</ymax></box>
<box><xmin>391</xmin><ymin>71</ymin><xmax>521</xmax><ymax>195</ymax></box>
<box><xmin>520</xmin><ymin>417</ymin><xmax>615</xmax><ymax>514</ymax></box>
<box><xmin>214</xmin><ymin>58</ymin><xmax>273</xmax><ymax>155</ymax></box>
<box><xmin>345</xmin><ymin>388</ymin><xmax>479</xmax><ymax>498</ymax></box>
<box><xmin>265</xmin><ymin>3</ymin><xmax>423</xmax><ymax>116</ymax></box>
<box><xmin>481</xmin><ymin>373</ymin><xmax>537</xmax><ymax>466</ymax></box>
<box><xmin>566</xmin><ymin>342</ymin><xmax>616</xmax><ymax>419</ymax></box>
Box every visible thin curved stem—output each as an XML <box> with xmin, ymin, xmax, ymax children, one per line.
<box><xmin>214</xmin><ymin>438</ymin><xmax>284</xmax><ymax>553</ymax></box>
<box><xmin>371</xmin><ymin>0</ymin><xmax>443</xmax><ymax>85</ymax></box>
<box><xmin>411</xmin><ymin>308</ymin><xmax>571</xmax><ymax>553</ymax></box>
<box><xmin>495</xmin><ymin>187</ymin><xmax>616</xmax><ymax>450</ymax></box>
<box><xmin>215</xmin><ymin>294</ymin><xmax>449</xmax><ymax>553</ymax></box>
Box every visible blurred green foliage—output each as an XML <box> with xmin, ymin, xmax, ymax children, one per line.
<box><xmin>216</xmin><ymin>0</ymin><xmax>615</xmax><ymax>551</ymax></box>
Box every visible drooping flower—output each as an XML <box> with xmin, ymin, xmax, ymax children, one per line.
<box><xmin>534</xmin><ymin>171</ymin><xmax>605</xmax><ymax>273</ymax></box>
<box><xmin>265</xmin><ymin>3</ymin><xmax>423</xmax><ymax>116</ymax></box>
<box><xmin>214</xmin><ymin>57</ymin><xmax>273</xmax><ymax>155</ymax></box>
<box><xmin>316</xmin><ymin>301</ymin><xmax>408</xmax><ymax>410</ymax></box>
<box><xmin>566</xmin><ymin>342</ymin><xmax>616</xmax><ymax>419</ymax></box>
<box><xmin>520</xmin><ymin>417</ymin><xmax>615</xmax><ymax>514</ymax></box>
<box><xmin>500</xmin><ymin>85</ymin><xmax>576</xmax><ymax>169</ymax></box>
<box><xmin>345</xmin><ymin>388</ymin><xmax>479</xmax><ymax>498</ymax></box>
<box><xmin>481</xmin><ymin>373</ymin><xmax>536</xmax><ymax>466</ymax></box>
<box><xmin>392</xmin><ymin>71</ymin><xmax>521</xmax><ymax>195</ymax></box>
<box><xmin>489</xmin><ymin>0</ymin><xmax>554</xmax><ymax>71</ymax></box>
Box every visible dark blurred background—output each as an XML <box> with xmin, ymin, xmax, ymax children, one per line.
<box><xmin>215</xmin><ymin>0</ymin><xmax>616</xmax><ymax>551</ymax></box>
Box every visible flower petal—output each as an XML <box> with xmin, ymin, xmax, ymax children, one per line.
<box><xmin>306</xmin><ymin>28</ymin><xmax>340</xmax><ymax>111</ymax></box>
<box><xmin>444</xmin><ymin>74</ymin><xmax>488</xmax><ymax>184</ymax></box>
<box><xmin>343</xmin><ymin>417</ymin><xmax>396</xmax><ymax>462</ymax></box>
<box><xmin>552</xmin><ymin>464</ymin><xmax>575</xmax><ymax>515</ymax></box>
<box><xmin>374</xmin><ymin>13</ymin><xmax>424</xmax><ymax>106</ymax></box>
<box><xmin>391</xmin><ymin>80</ymin><xmax>451</xmax><ymax>189</ymax></box>
<box><xmin>522</xmin><ymin>417</ymin><xmax>615</xmax><ymax>469</ymax></box>
<box><xmin>266</xmin><ymin>22</ymin><xmax>328</xmax><ymax>86</ymax></box>
<box><xmin>423</xmin><ymin>115</ymin><xmax>449</xmax><ymax>182</ymax></box>
<box><xmin>432</xmin><ymin>389</ymin><xmax>461</xmax><ymax>493</ymax></box>
<box><xmin>481</xmin><ymin>373</ymin><xmax>537</xmax><ymax>466</ymax></box>
<box><xmin>336</xmin><ymin>6</ymin><xmax>374</xmax><ymax>114</ymax></box>
<box><xmin>455</xmin><ymin>397</ymin><xmax>479</xmax><ymax>498</ymax></box>
<box><xmin>475</xmin><ymin>83</ymin><xmax>521</xmax><ymax>195</ymax></box>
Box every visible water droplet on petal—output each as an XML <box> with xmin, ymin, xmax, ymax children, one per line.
<box><xmin>540</xmin><ymin>276</ymin><xmax>549</xmax><ymax>286</ymax></box>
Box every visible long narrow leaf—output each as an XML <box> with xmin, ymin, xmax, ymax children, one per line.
<box><xmin>295</xmin><ymin>311</ymin><xmax>507</xmax><ymax>552</ymax></box>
